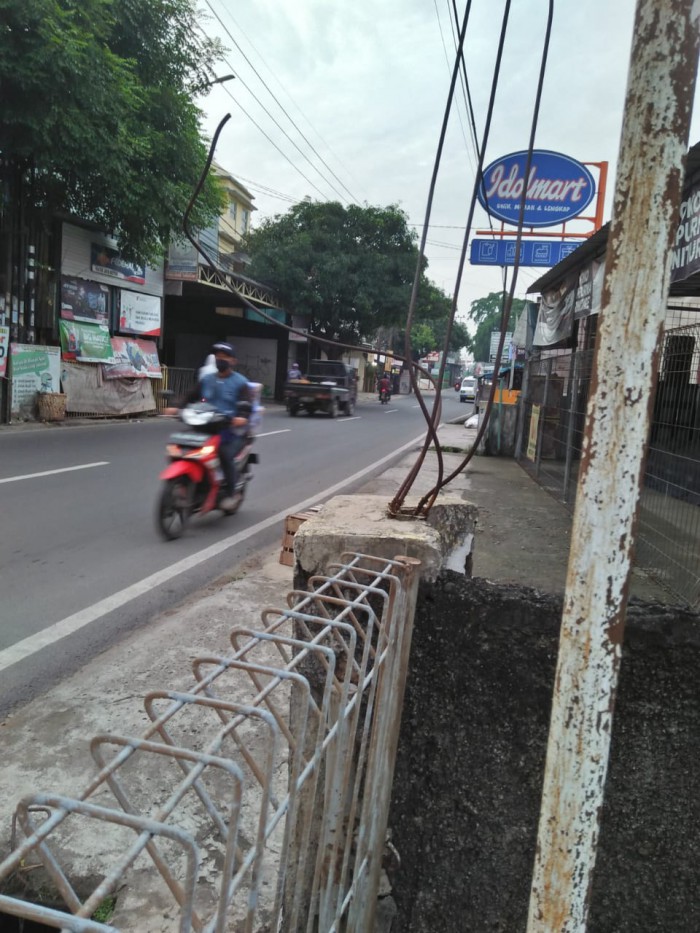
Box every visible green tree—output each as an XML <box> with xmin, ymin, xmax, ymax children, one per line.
<box><xmin>469</xmin><ymin>291</ymin><xmax>525</xmax><ymax>363</ymax></box>
<box><xmin>244</xmin><ymin>201</ymin><xmax>425</xmax><ymax>353</ymax></box>
<box><xmin>0</xmin><ymin>0</ymin><xmax>224</xmax><ymax>262</ymax></box>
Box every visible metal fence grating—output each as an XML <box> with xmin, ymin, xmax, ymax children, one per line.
<box><xmin>0</xmin><ymin>551</ymin><xmax>420</xmax><ymax>932</ymax></box>
<box><xmin>517</xmin><ymin>306</ymin><xmax>700</xmax><ymax>607</ymax></box>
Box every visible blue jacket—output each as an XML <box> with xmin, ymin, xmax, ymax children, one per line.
<box><xmin>200</xmin><ymin>371</ymin><xmax>248</xmax><ymax>418</ymax></box>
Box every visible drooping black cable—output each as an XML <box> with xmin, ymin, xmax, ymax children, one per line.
<box><xmin>388</xmin><ymin>0</ymin><xmax>478</xmax><ymax>516</ymax></box>
<box><xmin>390</xmin><ymin>0</ymin><xmax>511</xmax><ymax>516</ymax></box>
<box><xmin>219</xmin><ymin>85</ymin><xmax>331</xmax><ymax>202</ymax></box>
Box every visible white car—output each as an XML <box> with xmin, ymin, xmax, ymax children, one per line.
<box><xmin>459</xmin><ymin>376</ymin><xmax>476</xmax><ymax>402</ymax></box>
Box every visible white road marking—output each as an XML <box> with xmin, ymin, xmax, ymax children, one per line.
<box><xmin>255</xmin><ymin>429</ymin><xmax>292</xmax><ymax>438</ymax></box>
<box><xmin>339</xmin><ymin>416</ymin><xmax>362</xmax><ymax>422</ymax></box>
<box><xmin>0</xmin><ymin>432</ymin><xmax>426</xmax><ymax>673</ymax></box>
<box><xmin>0</xmin><ymin>462</ymin><xmax>109</xmax><ymax>485</ymax></box>
<box><xmin>384</xmin><ymin>409</ymin><xmax>398</xmax><ymax>413</ymax></box>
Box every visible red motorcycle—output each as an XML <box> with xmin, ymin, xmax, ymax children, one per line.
<box><xmin>156</xmin><ymin>401</ymin><xmax>258</xmax><ymax>540</ymax></box>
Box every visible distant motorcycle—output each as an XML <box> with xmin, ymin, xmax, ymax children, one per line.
<box><xmin>379</xmin><ymin>386</ymin><xmax>391</xmax><ymax>404</ymax></box>
<box><xmin>156</xmin><ymin>401</ymin><xmax>258</xmax><ymax>540</ymax></box>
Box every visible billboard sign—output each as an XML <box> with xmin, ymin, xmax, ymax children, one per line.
<box><xmin>671</xmin><ymin>182</ymin><xmax>700</xmax><ymax>283</ymax></box>
<box><xmin>118</xmin><ymin>290</ymin><xmax>161</xmax><ymax>336</ymax></box>
<box><xmin>91</xmin><ymin>243</ymin><xmax>146</xmax><ymax>285</ymax></box>
<box><xmin>470</xmin><ymin>238</ymin><xmax>584</xmax><ymax>267</ymax></box>
<box><xmin>478</xmin><ymin>150</ymin><xmax>596</xmax><ymax>228</ymax></box>
<box><xmin>10</xmin><ymin>344</ymin><xmax>61</xmax><ymax>418</ymax></box>
<box><xmin>60</xmin><ymin>276</ymin><xmax>110</xmax><ymax>325</ymax></box>
<box><xmin>103</xmin><ymin>337</ymin><xmax>161</xmax><ymax>379</ymax></box>
<box><xmin>59</xmin><ymin>320</ymin><xmax>115</xmax><ymax>363</ymax></box>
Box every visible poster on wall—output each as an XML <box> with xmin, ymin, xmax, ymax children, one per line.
<box><xmin>10</xmin><ymin>343</ymin><xmax>61</xmax><ymax>418</ymax></box>
<box><xmin>0</xmin><ymin>326</ymin><xmax>9</xmax><ymax>378</ymax></box>
<box><xmin>102</xmin><ymin>336</ymin><xmax>161</xmax><ymax>379</ymax></box>
<box><xmin>60</xmin><ymin>276</ymin><xmax>110</xmax><ymax>324</ymax></box>
<box><xmin>118</xmin><ymin>290</ymin><xmax>161</xmax><ymax>336</ymax></box>
<box><xmin>59</xmin><ymin>319</ymin><xmax>115</xmax><ymax>363</ymax></box>
<box><xmin>91</xmin><ymin>243</ymin><xmax>145</xmax><ymax>285</ymax></box>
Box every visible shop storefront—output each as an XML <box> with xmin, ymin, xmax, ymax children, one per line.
<box><xmin>56</xmin><ymin>223</ymin><xmax>165</xmax><ymax>415</ymax></box>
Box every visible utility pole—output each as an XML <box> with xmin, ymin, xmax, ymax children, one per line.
<box><xmin>527</xmin><ymin>1</ymin><xmax>700</xmax><ymax>930</ymax></box>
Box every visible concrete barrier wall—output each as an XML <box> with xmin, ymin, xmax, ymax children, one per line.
<box><xmin>387</xmin><ymin>573</ymin><xmax>700</xmax><ymax>932</ymax></box>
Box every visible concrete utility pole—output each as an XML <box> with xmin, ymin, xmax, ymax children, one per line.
<box><xmin>527</xmin><ymin>1</ymin><xmax>700</xmax><ymax>930</ymax></box>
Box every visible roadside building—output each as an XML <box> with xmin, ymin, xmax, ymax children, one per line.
<box><xmin>516</xmin><ymin>142</ymin><xmax>700</xmax><ymax>607</ymax></box>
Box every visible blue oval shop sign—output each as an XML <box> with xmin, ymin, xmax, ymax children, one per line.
<box><xmin>478</xmin><ymin>150</ymin><xmax>596</xmax><ymax>228</ymax></box>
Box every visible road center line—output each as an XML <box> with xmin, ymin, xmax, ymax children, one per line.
<box><xmin>0</xmin><ymin>432</ymin><xmax>426</xmax><ymax>673</ymax></box>
<box><xmin>255</xmin><ymin>429</ymin><xmax>292</xmax><ymax>438</ymax></box>
<box><xmin>0</xmin><ymin>462</ymin><xmax>110</xmax><ymax>485</ymax></box>
<box><xmin>384</xmin><ymin>409</ymin><xmax>398</xmax><ymax>413</ymax></box>
<box><xmin>338</xmin><ymin>416</ymin><xmax>362</xmax><ymax>422</ymax></box>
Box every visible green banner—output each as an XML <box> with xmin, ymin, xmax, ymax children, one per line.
<box><xmin>10</xmin><ymin>343</ymin><xmax>61</xmax><ymax>418</ymax></box>
<box><xmin>59</xmin><ymin>320</ymin><xmax>114</xmax><ymax>363</ymax></box>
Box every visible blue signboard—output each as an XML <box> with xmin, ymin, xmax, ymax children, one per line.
<box><xmin>478</xmin><ymin>150</ymin><xmax>596</xmax><ymax>228</ymax></box>
<box><xmin>470</xmin><ymin>238</ymin><xmax>584</xmax><ymax>268</ymax></box>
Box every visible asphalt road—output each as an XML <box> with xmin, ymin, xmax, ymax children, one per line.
<box><xmin>0</xmin><ymin>391</ymin><xmax>469</xmax><ymax>714</ymax></box>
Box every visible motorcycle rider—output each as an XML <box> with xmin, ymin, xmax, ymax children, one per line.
<box><xmin>200</xmin><ymin>342</ymin><xmax>251</xmax><ymax>512</ymax></box>
<box><xmin>378</xmin><ymin>373</ymin><xmax>391</xmax><ymax>400</ymax></box>
<box><xmin>166</xmin><ymin>341</ymin><xmax>250</xmax><ymax>512</ymax></box>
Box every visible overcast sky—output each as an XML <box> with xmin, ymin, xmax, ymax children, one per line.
<box><xmin>198</xmin><ymin>0</ymin><xmax>700</xmax><ymax>326</ymax></box>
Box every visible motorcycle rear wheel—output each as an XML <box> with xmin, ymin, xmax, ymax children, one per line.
<box><xmin>157</xmin><ymin>477</ymin><xmax>192</xmax><ymax>540</ymax></box>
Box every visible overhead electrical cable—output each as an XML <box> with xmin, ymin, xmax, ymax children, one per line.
<box><xmin>432</xmin><ymin>0</ymin><xmax>476</xmax><ymax>172</ymax></box>
<box><xmin>207</xmin><ymin>0</ymin><xmax>363</xmax><ymax>194</ymax></box>
<box><xmin>203</xmin><ymin>0</ymin><xmax>360</xmax><ymax>204</ymax></box>
<box><xmin>448</xmin><ymin>0</ymin><xmax>497</xmax><ymax>238</ymax></box>
<box><xmin>217</xmin><ymin>83</ymin><xmax>332</xmax><ymax>202</ymax></box>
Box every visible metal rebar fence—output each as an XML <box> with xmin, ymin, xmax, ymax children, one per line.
<box><xmin>0</xmin><ymin>551</ymin><xmax>420</xmax><ymax>933</ymax></box>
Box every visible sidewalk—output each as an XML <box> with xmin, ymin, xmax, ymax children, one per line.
<box><xmin>0</xmin><ymin>418</ymin><xmax>672</xmax><ymax>927</ymax></box>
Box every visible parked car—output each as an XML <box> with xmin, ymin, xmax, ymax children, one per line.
<box><xmin>459</xmin><ymin>376</ymin><xmax>477</xmax><ymax>402</ymax></box>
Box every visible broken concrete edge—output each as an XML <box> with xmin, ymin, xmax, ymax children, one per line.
<box><xmin>292</xmin><ymin>494</ymin><xmax>478</xmax><ymax>586</ymax></box>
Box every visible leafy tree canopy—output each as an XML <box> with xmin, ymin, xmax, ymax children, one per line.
<box><xmin>244</xmin><ymin>200</ymin><xmax>432</xmax><ymax>351</ymax></box>
<box><xmin>0</xmin><ymin>0</ymin><xmax>224</xmax><ymax>262</ymax></box>
<box><xmin>412</xmin><ymin>279</ymin><xmax>471</xmax><ymax>357</ymax></box>
<box><xmin>469</xmin><ymin>290</ymin><xmax>525</xmax><ymax>363</ymax></box>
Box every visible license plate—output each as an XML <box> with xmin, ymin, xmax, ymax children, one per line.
<box><xmin>170</xmin><ymin>432</ymin><xmax>210</xmax><ymax>446</ymax></box>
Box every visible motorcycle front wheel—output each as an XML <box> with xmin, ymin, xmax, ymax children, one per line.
<box><xmin>157</xmin><ymin>477</ymin><xmax>192</xmax><ymax>540</ymax></box>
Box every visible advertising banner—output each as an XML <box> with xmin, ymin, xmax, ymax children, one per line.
<box><xmin>533</xmin><ymin>273</ymin><xmax>576</xmax><ymax>347</ymax></box>
<box><xmin>478</xmin><ymin>150</ymin><xmax>596</xmax><ymax>228</ymax></box>
<box><xmin>102</xmin><ymin>336</ymin><xmax>161</xmax><ymax>379</ymax></box>
<box><xmin>10</xmin><ymin>343</ymin><xmax>61</xmax><ymax>418</ymax></box>
<box><xmin>60</xmin><ymin>276</ymin><xmax>110</xmax><ymax>324</ymax></box>
<box><xmin>0</xmin><ymin>326</ymin><xmax>9</xmax><ymax>378</ymax></box>
<box><xmin>91</xmin><ymin>243</ymin><xmax>146</xmax><ymax>285</ymax></box>
<box><xmin>166</xmin><ymin>239</ymin><xmax>199</xmax><ymax>281</ymax></box>
<box><xmin>118</xmin><ymin>290</ymin><xmax>161</xmax><ymax>336</ymax></box>
<box><xmin>573</xmin><ymin>259</ymin><xmax>605</xmax><ymax>319</ymax></box>
<box><xmin>59</xmin><ymin>320</ymin><xmax>115</xmax><ymax>363</ymax></box>
<box><xmin>671</xmin><ymin>182</ymin><xmax>700</xmax><ymax>283</ymax></box>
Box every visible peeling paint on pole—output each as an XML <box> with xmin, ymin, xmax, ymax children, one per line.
<box><xmin>527</xmin><ymin>2</ymin><xmax>700</xmax><ymax>931</ymax></box>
